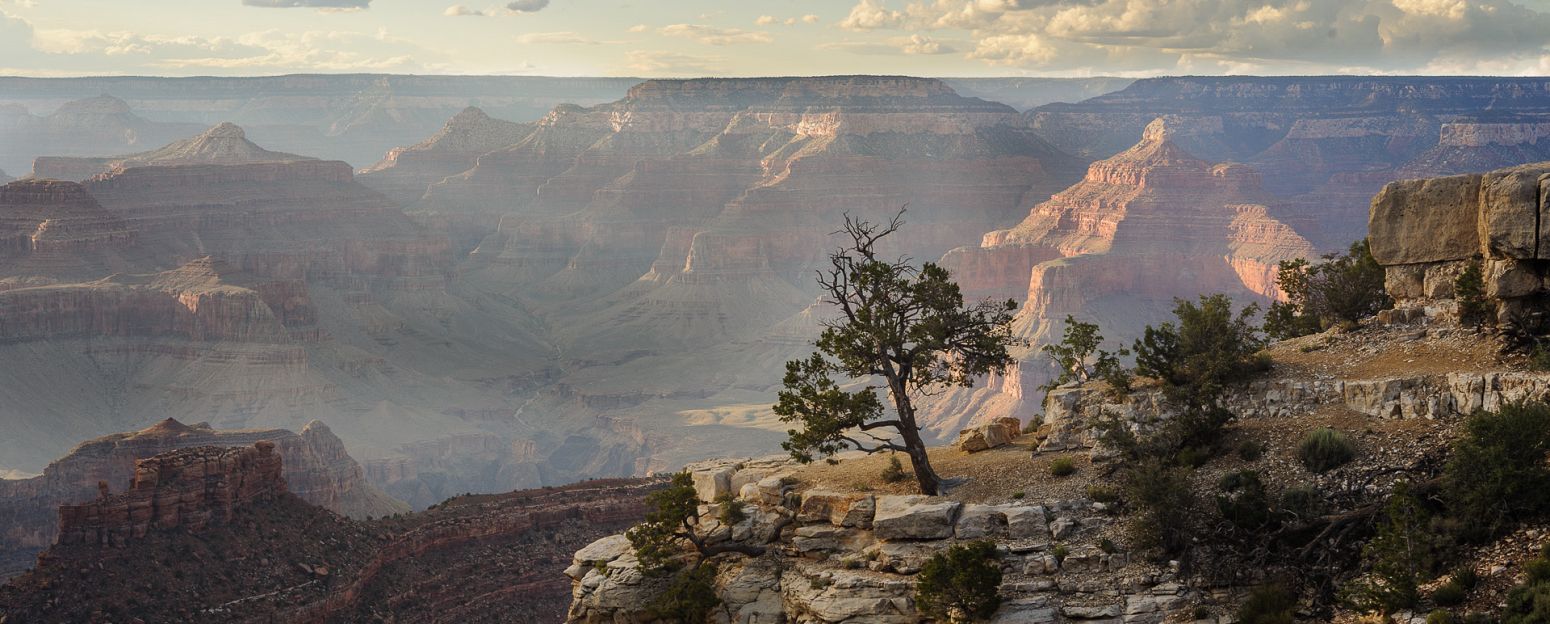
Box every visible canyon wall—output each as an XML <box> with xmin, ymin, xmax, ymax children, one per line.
<box><xmin>55</xmin><ymin>442</ymin><xmax>286</xmax><ymax>547</ymax></box>
<box><xmin>929</xmin><ymin>118</ymin><xmax>1314</xmax><ymax>435</ymax></box>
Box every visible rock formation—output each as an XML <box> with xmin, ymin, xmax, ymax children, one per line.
<box><xmin>358</xmin><ymin>106</ymin><xmax>531</xmax><ymax>207</ymax></box>
<box><xmin>55</xmin><ymin>442</ymin><xmax>286</xmax><ymax>547</ymax></box>
<box><xmin>1028</xmin><ymin>76</ymin><xmax>1550</xmax><ymax>249</ymax></box>
<box><xmin>32</xmin><ymin>122</ymin><xmax>312</xmax><ymax>181</ymax></box>
<box><xmin>1369</xmin><ymin>160</ymin><xmax>1550</xmax><ymax>325</ymax></box>
<box><xmin>0</xmin><ymin>179</ymin><xmax>136</xmax><ymax>279</ymax></box>
<box><xmin>932</xmin><ymin>118</ymin><xmax>1314</xmax><ymax>435</ymax></box>
<box><xmin>0</xmin><ymin>95</ymin><xmax>202</xmax><ymax>175</ymax></box>
<box><xmin>0</xmin><ymin>418</ymin><xmax>405</xmax><ymax>578</ymax></box>
<box><xmin>0</xmin><ymin>473</ymin><xmax>660</xmax><ymax>622</ymax></box>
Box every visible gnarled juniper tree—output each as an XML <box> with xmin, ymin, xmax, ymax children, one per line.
<box><xmin>774</xmin><ymin>211</ymin><xmax>1021</xmax><ymax>495</ymax></box>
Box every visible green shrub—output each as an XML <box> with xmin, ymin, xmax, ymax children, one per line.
<box><xmin>1236</xmin><ymin>584</ymin><xmax>1296</xmax><ymax>624</ymax></box>
<box><xmin>1428</xmin><ymin>610</ymin><xmax>1456</xmax><ymax>624</ymax></box>
<box><xmin>1263</xmin><ymin>240</ymin><xmax>1391</xmax><ymax>340</ymax></box>
<box><xmin>1125</xmin><ymin>458</ymin><xmax>1196</xmax><ymax>555</ymax></box>
<box><xmin>1049</xmin><ymin>456</ymin><xmax>1077</xmax><ymax>477</ymax></box>
<box><xmin>915</xmin><ymin>540</ymin><xmax>1002</xmax><ymax>621</ymax></box>
<box><xmin>1216</xmin><ymin>470</ymin><xmax>1275</xmax><ymax>532</ymax></box>
<box><xmin>1042</xmin><ymin>315</ymin><xmax>1129</xmax><ymax>393</ymax></box>
<box><xmin>714</xmin><ymin>493</ymin><xmax>747</xmax><ymax>526</ymax></box>
<box><xmin>646</xmin><ymin>564</ymin><xmax>722</xmax><ymax>622</ymax></box>
<box><xmin>1453</xmin><ymin>567</ymin><xmax>1480</xmax><ymax>591</ymax></box>
<box><xmin>1134</xmin><ymin>294</ymin><xmax>1266</xmax><ymax>404</ymax></box>
<box><xmin>1443</xmin><ymin>402</ymin><xmax>1550</xmax><ymax>541</ymax></box>
<box><xmin>1086</xmin><ymin>484</ymin><xmax>1121</xmax><ymax>504</ymax></box>
<box><xmin>1278</xmin><ymin>485</ymin><xmax>1323</xmax><ymax>520</ymax></box>
<box><xmin>1098</xmin><ymin>538</ymin><xmax>1117</xmax><ymax>554</ymax></box>
<box><xmin>1237</xmin><ymin>440</ymin><xmax>1264</xmax><ymax>461</ymax></box>
<box><xmin>881</xmin><ymin>455</ymin><xmax>910</xmax><ymax>484</ymax></box>
<box><xmin>1432</xmin><ymin>580</ymin><xmax>1467</xmax><ymax>607</ymax></box>
<box><xmin>1297</xmin><ymin>428</ymin><xmax>1355</xmax><ymax>473</ymax></box>
<box><xmin>1051</xmin><ymin>544</ymin><xmax>1069</xmax><ymax>561</ymax></box>
<box><xmin>1011</xmin><ymin>491</ymin><xmax>1025</xmax><ymax>500</ymax></box>
<box><xmin>1342</xmin><ymin>483</ymin><xmax>1445</xmax><ymax>615</ymax></box>
<box><xmin>1456</xmin><ymin>260</ymin><xmax>1489</xmax><ymax>328</ymax></box>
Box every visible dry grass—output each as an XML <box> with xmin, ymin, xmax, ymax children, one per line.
<box><xmin>1268</xmin><ymin>322</ymin><xmax>1510</xmax><ymax>380</ymax></box>
<box><xmin>789</xmin><ymin>436</ymin><xmax>1099</xmax><ymax>504</ymax></box>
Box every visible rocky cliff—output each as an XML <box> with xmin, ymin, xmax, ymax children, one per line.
<box><xmin>931</xmin><ymin>118</ymin><xmax>1314</xmax><ymax>435</ymax></box>
<box><xmin>55</xmin><ymin>442</ymin><xmax>287</xmax><ymax>547</ymax></box>
<box><xmin>1368</xmin><ymin>159</ymin><xmax>1550</xmax><ymax>325</ymax></box>
<box><xmin>0</xmin><ymin>470</ymin><xmax>660</xmax><ymax>623</ymax></box>
<box><xmin>1029</xmin><ymin>77</ymin><xmax>1550</xmax><ymax>249</ymax></box>
<box><xmin>32</xmin><ymin>122</ymin><xmax>312</xmax><ymax>181</ymax></box>
<box><xmin>0</xmin><ymin>179</ymin><xmax>136</xmax><ymax>279</ymax></box>
<box><xmin>0</xmin><ymin>418</ymin><xmax>404</xmax><ymax>579</ymax></box>
<box><xmin>358</xmin><ymin>106</ymin><xmax>531</xmax><ymax>207</ymax></box>
<box><xmin>0</xmin><ymin>95</ymin><xmax>204</xmax><ymax>175</ymax></box>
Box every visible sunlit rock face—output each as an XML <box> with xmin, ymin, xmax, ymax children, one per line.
<box><xmin>928</xmin><ymin>118</ymin><xmax>1314</xmax><ymax>436</ymax></box>
<box><xmin>1028</xmin><ymin>76</ymin><xmax>1550</xmax><ymax>250</ymax></box>
<box><xmin>32</xmin><ymin>122</ymin><xmax>313</xmax><ymax>181</ymax></box>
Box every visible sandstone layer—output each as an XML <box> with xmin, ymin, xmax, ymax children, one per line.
<box><xmin>930</xmin><ymin>118</ymin><xmax>1314</xmax><ymax>435</ymax></box>
<box><xmin>357</xmin><ymin>106</ymin><xmax>531</xmax><ymax>207</ymax></box>
<box><xmin>32</xmin><ymin>122</ymin><xmax>312</xmax><ymax>181</ymax></box>
<box><xmin>0</xmin><ymin>418</ymin><xmax>405</xmax><ymax>579</ymax></box>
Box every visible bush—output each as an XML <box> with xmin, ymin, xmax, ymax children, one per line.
<box><xmin>1297</xmin><ymin>428</ymin><xmax>1355</xmax><ymax>473</ymax></box>
<box><xmin>881</xmin><ymin>455</ymin><xmax>910</xmax><ymax>484</ymax></box>
<box><xmin>1125</xmin><ymin>458</ymin><xmax>1196</xmax><ymax>555</ymax></box>
<box><xmin>1428</xmin><ymin>610</ymin><xmax>1456</xmax><ymax>624</ymax></box>
<box><xmin>1278</xmin><ymin>484</ymin><xmax>1324</xmax><ymax>520</ymax></box>
<box><xmin>1086</xmin><ymin>484</ymin><xmax>1121</xmax><ymax>504</ymax></box>
<box><xmin>1456</xmin><ymin>260</ymin><xmax>1489</xmax><ymax>328</ymax></box>
<box><xmin>646</xmin><ymin>564</ymin><xmax>722</xmax><ymax>622</ymax></box>
<box><xmin>1432</xmin><ymin>580</ymin><xmax>1467</xmax><ymax>607</ymax></box>
<box><xmin>1050</xmin><ymin>456</ymin><xmax>1076</xmax><ymax>477</ymax></box>
<box><xmin>1342</xmin><ymin>483</ymin><xmax>1446</xmax><ymax>615</ymax></box>
<box><xmin>1443</xmin><ymin>402</ymin><xmax>1550</xmax><ymax>540</ymax></box>
<box><xmin>915</xmin><ymin>540</ymin><xmax>1002</xmax><ymax>621</ymax></box>
<box><xmin>1134</xmin><ymin>294</ymin><xmax>1266</xmax><ymax>404</ymax></box>
<box><xmin>1216</xmin><ymin>470</ymin><xmax>1275</xmax><ymax>532</ymax></box>
<box><xmin>1453</xmin><ymin>567</ymin><xmax>1480</xmax><ymax>591</ymax></box>
<box><xmin>1264</xmin><ymin>240</ymin><xmax>1391</xmax><ymax>340</ymax></box>
<box><xmin>1237</xmin><ymin>439</ymin><xmax>1264</xmax><ymax>461</ymax></box>
<box><xmin>1505</xmin><ymin>547</ymin><xmax>1550</xmax><ymax>624</ymax></box>
<box><xmin>1042</xmin><ymin>315</ymin><xmax>1129</xmax><ymax>392</ymax></box>
<box><xmin>1236</xmin><ymin>584</ymin><xmax>1296</xmax><ymax>624</ymax></box>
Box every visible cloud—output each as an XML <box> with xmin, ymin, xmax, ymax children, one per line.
<box><xmin>802</xmin><ymin>14</ymin><xmax>820</xmax><ymax>24</ymax></box>
<box><xmin>659</xmin><ymin>23</ymin><xmax>772</xmax><ymax>45</ymax></box>
<box><xmin>755</xmin><ymin>15</ymin><xmax>776</xmax><ymax>26</ymax></box>
<box><xmin>760</xmin><ymin>14</ymin><xmax>823</xmax><ymax>27</ymax></box>
<box><xmin>627</xmin><ymin>24</ymin><xmax>649</xmax><ymax>33</ymax></box>
<box><xmin>820</xmin><ymin>34</ymin><xmax>961</xmax><ymax>56</ymax></box>
<box><xmin>443</xmin><ymin>4</ymin><xmax>487</xmax><ymax>16</ymax></box>
<box><xmin>242</xmin><ymin>0</ymin><xmax>370</xmax><ymax>8</ymax></box>
<box><xmin>517</xmin><ymin>31</ymin><xmax>614</xmax><ymax>44</ymax></box>
<box><xmin>835</xmin><ymin>0</ymin><xmax>1550</xmax><ymax>74</ymax></box>
<box><xmin>505</xmin><ymin>0</ymin><xmax>548</xmax><ymax>12</ymax></box>
<box><xmin>622</xmin><ymin>50</ymin><xmax>722</xmax><ymax>75</ymax></box>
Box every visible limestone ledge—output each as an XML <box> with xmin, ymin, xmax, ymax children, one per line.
<box><xmin>1039</xmin><ymin>371</ymin><xmax>1550</xmax><ymax>453</ymax></box>
<box><xmin>566</xmin><ymin>455</ymin><xmax>1195</xmax><ymax>623</ymax></box>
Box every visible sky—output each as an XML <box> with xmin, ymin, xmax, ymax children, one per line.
<box><xmin>4</xmin><ymin>0</ymin><xmax>1550</xmax><ymax>77</ymax></box>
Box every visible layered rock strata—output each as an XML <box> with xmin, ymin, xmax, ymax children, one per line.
<box><xmin>32</xmin><ymin>122</ymin><xmax>312</xmax><ymax>181</ymax></box>
<box><xmin>567</xmin><ymin>457</ymin><xmax>1189</xmax><ymax>623</ymax></box>
<box><xmin>1368</xmin><ymin>160</ymin><xmax>1550</xmax><ymax>324</ymax></box>
<box><xmin>931</xmin><ymin>118</ymin><xmax>1314</xmax><ymax>435</ymax></box>
<box><xmin>358</xmin><ymin>106</ymin><xmax>531</xmax><ymax>207</ymax></box>
<box><xmin>55</xmin><ymin>442</ymin><xmax>286</xmax><ymax>547</ymax></box>
<box><xmin>0</xmin><ymin>418</ymin><xmax>404</xmax><ymax>578</ymax></box>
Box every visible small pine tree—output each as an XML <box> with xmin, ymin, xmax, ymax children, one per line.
<box><xmin>915</xmin><ymin>540</ymin><xmax>1003</xmax><ymax>621</ymax></box>
<box><xmin>1342</xmin><ymin>482</ymin><xmax>1442</xmax><ymax>615</ymax></box>
<box><xmin>1455</xmin><ymin>260</ymin><xmax>1489</xmax><ymax>328</ymax></box>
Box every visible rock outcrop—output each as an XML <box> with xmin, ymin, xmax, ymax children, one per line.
<box><xmin>0</xmin><ymin>418</ymin><xmax>405</xmax><ymax>578</ymax></box>
<box><xmin>358</xmin><ymin>106</ymin><xmax>531</xmax><ymax>206</ymax></box>
<box><xmin>0</xmin><ymin>475</ymin><xmax>661</xmax><ymax>622</ymax></box>
<box><xmin>566</xmin><ymin>457</ymin><xmax>1187</xmax><ymax>624</ymax></box>
<box><xmin>1368</xmin><ymin>160</ymin><xmax>1550</xmax><ymax>324</ymax></box>
<box><xmin>55</xmin><ymin>442</ymin><xmax>286</xmax><ymax>547</ymax></box>
<box><xmin>32</xmin><ymin>122</ymin><xmax>312</xmax><ymax>181</ymax></box>
<box><xmin>0</xmin><ymin>95</ymin><xmax>203</xmax><ymax>175</ymax></box>
<box><xmin>0</xmin><ymin>179</ymin><xmax>135</xmax><ymax>278</ymax></box>
<box><xmin>931</xmin><ymin>118</ymin><xmax>1314</xmax><ymax>435</ymax></box>
<box><xmin>1029</xmin><ymin>76</ymin><xmax>1550</xmax><ymax>249</ymax></box>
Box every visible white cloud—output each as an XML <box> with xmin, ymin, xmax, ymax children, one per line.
<box><xmin>627</xmin><ymin>24</ymin><xmax>649</xmax><ymax>33</ymax></box>
<box><xmin>242</xmin><ymin>0</ymin><xmax>370</xmax><ymax>8</ymax></box>
<box><xmin>443</xmin><ymin>4</ymin><xmax>487</xmax><ymax>17</ymax></box>
<box><xmin>659</xmin><ymin>24</ymin><xmax>772</xmax><ymax>45</ymax></box>
<box><xmin>755</xmin><ymin>15</ymin><xmax>776</xmax><ymax>26</ymax></box>
<box><xmin>517</xmin><ymin>31</ymin><xmax>614</xmax><ymax>44</ymax></box>
<box><xmin>622</xmin><ymin>50</ymin><xmax>722</xmax><ymax>75</ymax></box>
<box><xmin>802</xmin><ymin>14</ymin><xmax>820</xmax><ymax>24</ymax></box>
<box><xmin>841</xmin><ymin>0</ymin><xmax>903</xmax><ymax>30</ymax></box>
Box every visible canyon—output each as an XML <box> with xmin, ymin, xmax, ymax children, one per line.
<box><xmin>0</xmin><ymin>442</ymin><xmax>659</xmax><ymax>622</ymax></box>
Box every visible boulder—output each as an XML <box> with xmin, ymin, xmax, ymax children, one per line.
<box><xmin>691</xmin><ymin>465</ymin><xmax>737</xmax><ymax>503</ymax></box>
<box><xmin>955</xmin><ymin>504</ymin><xmax>1010</xmax><ymax>539</ymax></box>
<box><xmin>872</xmin><ymin>495</ymin><xmax>962</xmax><ymax>540</ymax></box>
<box><xmin>1004</xmin><ymin>505</ymin><xmax>1050</xmax><ymax>540</ymax></box>
<box><xmin>1479</xmin><ymin>168</ymin><xmax>1546</xmax><ymax>259</ymax></box>
<box><xmin>1367</xmin><ymin>173</ymin><xmax>1481</xmax><ymax>265</ymax></box>
<box><xmin>797</xmin><ymin>490</ymin><xmax>874</xmax><ymax>528</ymax></box>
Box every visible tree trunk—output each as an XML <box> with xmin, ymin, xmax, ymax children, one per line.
<box><xmin>890</xmin><ymin>382</ymin><xmax>942</xmax><ymax>496</ymax></box>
